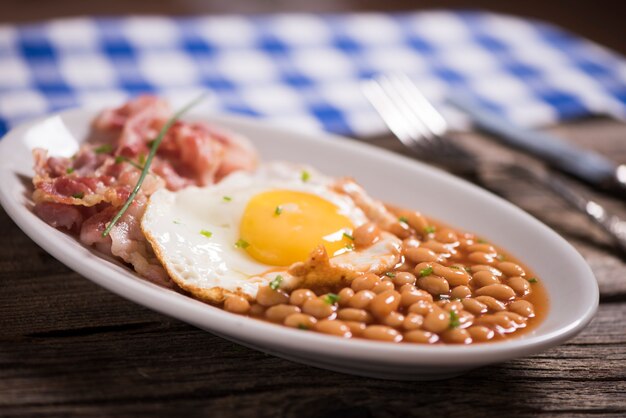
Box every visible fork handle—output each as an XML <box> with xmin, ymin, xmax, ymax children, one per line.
<box><xmin>448</xmin><ymin>93</ymin><xmax>626</xmax><ymax>197</ymax></box>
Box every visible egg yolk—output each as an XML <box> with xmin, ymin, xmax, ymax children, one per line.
<box><xmin>239</xmin><ymin>190</ymin><xmax>354</xmax><ymax>266</ymax></box>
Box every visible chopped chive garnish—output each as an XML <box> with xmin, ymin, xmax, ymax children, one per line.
<box><xmin>223</xmin><ymin>196</ymin><xmax>232</xmax><ymax>202</ymax></box>
<box><xmin>269</xmin><ymin>275</ymin><xmax>283</xmax><ymax>290</ymax></box>
<box><xmin>66</xmin><ymin>167</ymin><xmax>75</xmax><ymax>174</ymax></box>
<box><xmin>200</xmin><ymin>229</ymin><xmax>212</xmax><ymax>238</ymax></box>
<box><xmin>235</xmin><ymin>239</ymin><xmax>250</xmax><ymax>249</ymax></box>
<box><xmin>173</xmin><ymin>220</ymin><xmax>182</xmax><ymax>225</ymax></box>
<box><xmin>419</xmin><ymin>266</ymin><xmax>433</xmax><ymax>277</ymax></box>
<box><xmin>114</xmin><ymin>155</ymin><xmax>143</xmax><ymax>170</ymax></box>
<box><xmin>477</xmin><ymin>238</ymin><xmax>488</xmax><ymax>244</ymax></box>
<box><xmin>398</xmin><ymin>216</ymin><xmax>409</xmax><ymax>224</ymax></box>
<box><xmin>301</xmin><ymin>170</ymin><xmax>310</xmax><ymax>182</ymax></box>
<box><xmin>528</xmin><ymin>277</ymin><xmax>538</xmax><ymax>283</ymax></box>
<box><xmin>464</xmin><ymin>267</ymin><xmax>472</xmax><ymax>273</ymax></box>
<box><xmin>385</xmin><ymin>272</ymin><xmax>396</xmax><ymax>278</ymax></box>
<box><xmin>101</xmin><ymin>93</ymin><xmax>207</xmax><ymax>238</ymax></box>
<box><xmin>449</xmin><ymin>265</ymin><xmax>460</xmax><ymax>270</ymax></box>
<box><xmin>147</xmin><ymin>140</ymin><xmax>156</xmax><ymax>148</ymax></box>
<box><xmin>496</xmin><ymin>254</ymin><xmax>506</xmax><ymax>261</ymax></box>
<box><xmin>343</xmin><ymin>232</ymin><xmax>354</xmax><ymax>241</ymax></box>
<box><xmin>345</xmin><ymin>243</ymin><xmax>355</xmax><ymax>251</ymax></box>
<box><xmin>138</xmin><ymin>153</ymin><xmax>146</xmax><ymax>165</ymax></box>
<box><xmin>274</xmin><ymin>206</ymin><xmax>283</xmax><ymax>216</ymax></box>
<box><xmin>72</xmin><ymin>192</ymin><xmax>84</xmax><ymax>199</ymax></box>
<box><xmin>424</xmin><ymin>225</ymin><xmax>436</xmax><ymax>234</ymax></box>
<box><xmin>322</xmin><ymin>293</ymin><xmax>340</xmax><ymax>305</ymax></box>
<box><xmin>297</xmin><ymin>324</ymin><xmax>308</xmax><ymax>330</ymax></box>
<box><xmin>94</xmin><ymin>144</ymin><xmax>113</xmax><ymax>154</ymax></box>
<box><xmin>449</xmin><ymin>311</ymin><xmax>460</xmax><ymax>328</ymax></box>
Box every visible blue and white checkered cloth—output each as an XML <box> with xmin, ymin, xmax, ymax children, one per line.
<box><xmin>1</xmin><ymin>11</ymin><xmax>626</xmax><ymax>137</ymax></box>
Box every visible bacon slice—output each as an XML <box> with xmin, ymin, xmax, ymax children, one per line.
<box><xmin>31</xmin><ymin>95</ymin><xmax>259</xmax><ymax>287</ymax></box>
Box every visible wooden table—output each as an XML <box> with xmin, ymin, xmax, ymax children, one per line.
<box><xmin>1</xmin><ymin>117</ymin><xmax>625</xmax><ymax>416</ymax></box>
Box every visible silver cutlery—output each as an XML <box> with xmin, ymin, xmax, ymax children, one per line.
<box><xmin>362</xmin><ymin>73</ymin><xmax>626</xmax><ymax>254</ymax></box>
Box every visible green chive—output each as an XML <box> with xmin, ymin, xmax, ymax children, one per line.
<box><xmin>102</xmin><ymin>93</ymin><xmax>207</xmax><ymax>238</ymax></box>
<box><xmin>301</xmin><ymin>170</ymin><xmax>310</xmax><ymax>182</ymax></box>
<box><xmin>200</xmin><ymin>230</ymin><xmax>212</xmax><ymax>238</ymax></box>
<box><xmin>496</xmin><ymin>254</ymin><xmax>506</xmax><ymax>261</ymax></box>
<box><xmin>477</xmin><ymin>238</ymin><xmax>488</xmax><ymax>244</ymax></box>
<box><xmin>72</xmin><ymin>192</ymin><xmax>84</xmax><ymax>199</ymax></box>
<box><xmin>424</xmin><ymin>225</ymin><xmax>436</xmax><ymax>234</ymax></box>
<box><xmin>235</xmin><ymin>239</ymin><xmax>250</xmax><ymax>249</ymax></box>
<box><xmin>297</xmin><ymin>324</ymin><xmax>308</xmax><ymax>330</ymax></box>
<box><xmin>398</xmin><ymin>216</ymin><xmax>409</xmax><ymax>224</ymax></box>
<box><xmin>449</xmin><ymin>265</ymin><xmax>460</xmax><ymax>270</ymax></box>
<box><xmin>343</xmin><ymin>232</ymin><xmax>354</xmax><ymax>241</ymax></box>
<box><xmin>464</xmin><ymin>267</ymin><xmax>472</xmax><ymax>273</ymax></box>
<box><xmin>449</xmin><ymin>311</ymin><xmax>460</xmax><ymax>328</ymax></box>
<box><xmin>138</xmin><ymin>153</ymin><xmax>146</xmax><ymax>165</ymax></box>
<box><xmin>419</xmin><ymin>266</ymin><xmax>433</xmax><ymax>277</ymax></box>
<box><xmin>66</xmin><ymin>167</ymin><xmax>75</xmax><ymax>174</ymax></box>
<box><xmin>173</xmin><ymin>220</ymin><xmax>182</xmax><ymax>225</ymax></box>
<box><xmin>223</xmin><ymin>196</ymin><xmax>232</xmax><ymax>202</ymax></box>
<box><xmin>345</xmin><ymin>243</ymin><xmax>355</xmax><ymax>251</ymax></box>
<box><xmin>528</xmin><ymin>277</ymin><xmax>538</xmax><ymax>283</ymax></box>
<box><xmin>94</xmin><ymin>144</ymin><xmax>113</xmax><ymax>154</ymax></box>
<box><xmin>385</xmin><ymin>272</ymin><xmax>396</xmax><ymax>278</ymax></box>
<box><xmin>114</xmin><ymin>155</ymin><xmax>143</xmax><ymax>170</ymax></box>
<box><xmin>269</xmin><ymin>275</ymin><xmax>283</xmax><ymax>290</ymax></box>
<box><xmin>322</xmin><ymin>293</ymin><xmax>340</xmax><ymax>305</ymax></box>
<box><xmin>274</xmin><ymin>206</ymin><xmax>283</xmax><ymax>216</ymax></box>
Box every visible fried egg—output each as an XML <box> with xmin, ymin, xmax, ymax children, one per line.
<box><xmin>141</xmin><ymin>162</ymin><xmax>401</xmax><ymax>302</ymax></box>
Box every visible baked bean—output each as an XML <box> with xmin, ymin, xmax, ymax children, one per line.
<box><xmin>337</xmin><ymin>288</ymin><xmax>355</xmax><ymax>307</ymax></box>
<box><xmin>394</xmin><ymin>261</ymin><xmax>414</xmax><ymax>272</ymax></box>
<box><xmin>457</xmin><ymin>310</ymin><xmax>475</xmax><ymax>328</ymax></box>
<box><xmin>401</xmin><ymin>237</ymin><xmax>421</xmax><ymax>253</ymax></box>
<box><xmin>401</xmin><ymin>287</ymin><xmax>433</xmax><ymax>307</ymax></box>
<box><xmin>405</xmin><ymin>247</ymin><xmax>439</xmax><ymax>263</ymax></box>
<box><xmin>392</xmin><ymin>271</ymin><xmax>417</xmax><ymax>287</ymax></box>
<box><xmin>435</xmin><ymin>265</ymin><xmax>470</xmax><ymax>287</ymax></box>
<box><xmin>266</xmin><ymin>304</ymin><xmax>301</xmax><ymax>322</ymax></box>
<box><xmin>507</xmin><ymin>276</ymin><xmax>531</xmax><ymax>296</ymax></box>
<box><xmin>450</xmin><ymin>285</ymin><xmax>472</xmax><ymax>299</ymax></box>
<box><xmin>495</xmin><ymin>311</ymin><xmax>527</xmax><ymax>325</ymax></box>
<box><xmin>422</xmin><ymin>240</ymin><xmax>449</xmax><ymax>254</ymax></box>
<box><xmin>362</xmin><ymin>325</ymin><xmax>402</xmax><ymax>342</ymax></box>
<box><xmin>256</xmin><ymin>286</ymin><xmax>289</xmax><ymax>307</ymax></box>
<box><xmin>399</xmin><ymin>283</ymin><xmax>418</xmax><ymax>294</ymax></box>
<box><xmin>422</xmin><ymin>307</ymin><xmax>450</xmax><ymax>333</ymax></box>
<box><xmin>408</xmin><ymin>300</ymin><xmax>434</xmax><ymax>316</ymax></box>
<box><xmin>468</xmin><ymin>251</ymin><xmax>495</xmax><ymax>265</ymax></box>
<box><xmin>344</xmin><ymin>321</ymin><xmax>366</xmax><ymax>336</ymax></box>
<box><xmin>224</xmin><ymin>295</ymin><xmax>250</xmax><ymax>314</ymax></box>
<box><xmin>338</xmin><ymin>308</ymin><xmax>373</xmax><ymax>323</ymax></box>
<box><xmin>498</xmin><ymin>261</ymin><xmax>526</xmax><ymax>277</ymax></box>
<box><xmin>437</xmin><ymin>300</ymin><xmax>463</xmax><ymax>312</ymax></box>
<box><xmin>475</xmin><ymin>296</ymin><xmax>506</xmax><ymax>311</ymax></box>
<box><xmin>434</xmin><ymin>228</ymin><xmax>458</xmax><ymax>244</ymax></box>
<box><xmin>389</xmin><ymin>220</ymin><xmax>413</xmax><ymax>238</ymax></box>
<box><xmin>249</xmin><ymin>304</ymin><xmax>266</xmax><ymax>317</ymax></box>
<box><xmin>351</xmin><ymin>273</ymin><xmax>379</xmax><ymax>291</ymax></box>
<box><xmin>353</xmin><ymin>222</ymin><xmax>381</xmax><ymax>248</ymax></box>
<box><xmin>472</xmin><ymin>270</ymin><xmax>500</xmax><ymax>288</ymax></box>
<box><xmin>315</xmin><ymin>320</ymin><xmax>352</xmax><ymax>337</ymax></box>
<box><xmin>467</xmin><ymin>243</ymin><xmax>497</xmax><ymax>254</ymax></box>
<box><xmin>370</xmin><ymin>290</ymin><xmax>401</xmax><ymax>318</ymax></box>
<box><xmin>383</xmin><ymin>311</ymin><xmax>405</xmax><ymax>328</ymax></box>
<box><xmin>372</xmin><ymin>280</ymin><xmax>396</xmax><ymax>294</ymax></box>
<box><xmin>284</xmin><ymin>313</ymin><xmax>317</xmax><ymax>330</ymax></box>
<box><xmin>508</xmin><ymin>300</ymin><xmax>535</xmax><ymax>317</ymax></box>
<box><xmin>348</xmin><ymin>290</ymin><xmax>376</xmax><ymax>309</ymax></box>
<box><xmin>417</xmin><ymin>275</ymin><xmax>450</xmax><ymax>296</ymax></box>
<box><xmin>405</xmin><ymin>211</ymin><xmax>429</xmax><ymax>232</ymax></box>
<box><xmin>289</xmin><ymin>289</ymin><xmax>316</xmax><ymax>307</ymax></box>
<box><xmin>462</xmin><ymin>298</ymin><xmax>488</xmax><ymax>315</ymax></box>
<box><xmin>302</xmin><ymin>297</ymin><xmax>337</xmax><ymax>318</ymax></box>
<box><xmin>475</xmin><ymin>314</ymin><xmax>516</xmax><ymax>332</ymax></box>
<box><xmin>471</xmin><ymin>265</ymin><xmax>503</xmax><ymax>277</ymax></box>
<box><xmin>467</xmin><ymin>325</ymin><xmax>494</xmax><ymax>342</ymax></box>
<box><xmin>402</xmin><ymin>313</ymin><xmax>424</xmax><ymax>330</ymax></box>
<box><xmin>404</xmin><ymin>330</ymin><xmax>439</xmax><ymax>344</ymax></box>
<box><xmin>441</xmin><ymin>328</ymin><xmax>472</xmax><ymax>344</ymax></box>
<box><xmin>475</xmin><ymin>284</ymin><xmax>516</xmax><ymax>301</ymax></box>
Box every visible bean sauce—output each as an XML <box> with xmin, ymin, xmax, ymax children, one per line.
<box><xmin>223</xmin><ymin>210</ymin><xmax>549</xmax><ymax>345</ymax></box>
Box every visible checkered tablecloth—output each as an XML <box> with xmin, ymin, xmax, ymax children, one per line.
<box><xmin>1</xmin><ymin>11</ymin><xmax>625</xmax><ymax>137</ymax></box>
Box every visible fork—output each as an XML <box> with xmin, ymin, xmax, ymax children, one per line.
<box><xmin>362</xmin><ymin>73</ymin><xmax>626</xmax><ymax>254</ymax></box>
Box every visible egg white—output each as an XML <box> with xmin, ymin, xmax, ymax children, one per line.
<box><xmin>141</xmin><ymin>162</ymin><xmax>368</xmax><ymax>302</ymax></box>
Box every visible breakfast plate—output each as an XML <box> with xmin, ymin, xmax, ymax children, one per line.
<box><xmin>0</xmin><ymin>108</ymin><xmax>598</xmax><ymax>380</ymax></box>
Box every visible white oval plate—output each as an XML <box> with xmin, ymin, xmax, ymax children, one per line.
<box><xmin>0</xmin><ymin>109</ymin><xmax>599</xmax><ymax>380</ymax></box>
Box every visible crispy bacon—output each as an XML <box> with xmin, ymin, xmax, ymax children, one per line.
<box><xmin>32</xmin><ymin>95</ymin><xmax>258</xmax><ymax>287</ymax></box>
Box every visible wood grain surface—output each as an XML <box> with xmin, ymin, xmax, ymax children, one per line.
<box><xmin>1</xmin><ymin>118</ymin><xmax>626</xmax><ymax>417</ymax></box>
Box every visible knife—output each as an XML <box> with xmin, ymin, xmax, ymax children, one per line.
<box><xmin>448</xmin><ymin>93</ymin><xmax>626</xmax><ymax>197</ymax></box>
